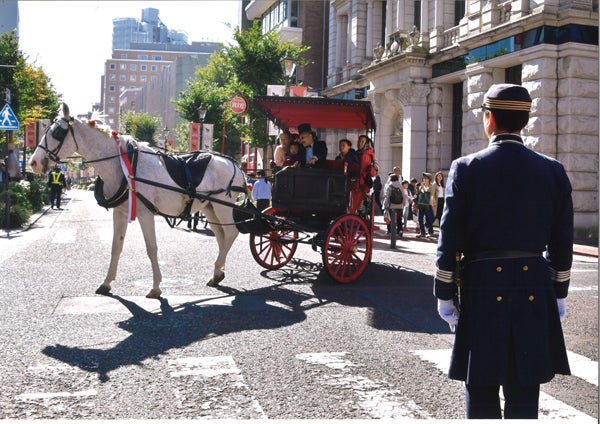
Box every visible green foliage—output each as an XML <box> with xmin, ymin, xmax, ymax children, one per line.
<box><xmin>0</xmin><ymin>203</ymin><xmax>31</xmax><ymax>228</ymax></box>
<box><xmin>119</xmin><ymin>111</ymin><xmax>161</xmax><ymax>146</ymax></box>
<box><xmin>172</xmin><ymin>21</ymin><xmax>309</xmax><ymax>160</ymax></box>
<box><xmin>0</xmin><ymin>177</ymin><xmax>49</xmax><ymax>228</ymax></box>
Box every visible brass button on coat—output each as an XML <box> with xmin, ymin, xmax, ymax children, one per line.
<box><xmin>496</xmin><ymin>296</ymin><xmax>503</xmax><ymax>301</ymax></box>
<box><xmin>496</xmin><ymin>266</ymin><xmax>503</xmax><ymax>272</ymax></box>
<box><xmin>523</xmin><ymin>265</ymin><xmax>529</xmax><ymax>271</ymax></box>
<box><xmin>528</xmin><ymin>295</ymin><xmax>535</xmax><ymax>301</ymax></box>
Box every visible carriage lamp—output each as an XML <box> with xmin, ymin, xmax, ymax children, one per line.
<box><xmin>280</xmin><ymin>56</ymin><xmax>296</xmax><ymax>96</ymax></box>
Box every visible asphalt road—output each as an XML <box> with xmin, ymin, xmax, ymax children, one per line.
<box><xmin>0</xmin><ymin>189</ymin><xmax>597</xmax><ymax>420</ymax></box>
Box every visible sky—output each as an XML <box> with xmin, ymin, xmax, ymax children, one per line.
<box><xmin>17</xmin><ymin>1</ymin><xmax>241</xmax><ymax>114</ymax></box>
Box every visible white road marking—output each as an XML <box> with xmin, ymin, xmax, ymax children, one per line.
<box><xmin>567</xmin><ymin>351</ymin><xmax>598</xmax><ymax>386</ymax></box>
<box><xmin>168</xmin><ymin>356</ymin><xmax>267</xmax><ymax>419</ymax></box>
<box><xmin>413</xmin><ymin>348</ymin><xmax>597</xmax><ymax>421</ymax></box>
<box><xmin>296</xmin><ymin>352</ymin><xmax>432</xmax><ymax>419</ymax></box>
<box><xmin>16</xmin><ymin>389</ymin><xmax>97</xmax><ymax>401</ymax></box>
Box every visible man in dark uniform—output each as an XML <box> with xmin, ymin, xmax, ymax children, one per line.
<box><xmin>48</xmin><ymin>164</ymin><xmax>67</xmax><ymax>209</ymax></box>
<box><xmin>297</xmin><ymin>123</ymin><xmax>327</xmax><ymax>168</ymax></box>
<box><xmin>433</xmin><ymin>84</ymin><xmax>573</xmax><ymax>419</ymax></box>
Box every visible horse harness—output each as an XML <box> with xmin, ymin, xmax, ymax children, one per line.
<box><xmin>94</xmin><ymin>138</ymin><xmax>246</xmax><ymax>221</ymax></box>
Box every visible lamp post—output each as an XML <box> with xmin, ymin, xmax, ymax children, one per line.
<box><xmin>198</xmin><ymin>105</ymin><xmax>207</xmax><ymax>150</ymax></box>
<box><xmin>162</xmin><ymin>126</ymin><xmax>169</xmax><ymax>151</ymax></box>
<box><xmin>280</xmin><ymin>55</ymin><xmax>296</xmax><ymax>96</ymax></box>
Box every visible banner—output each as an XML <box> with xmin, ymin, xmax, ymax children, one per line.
<box><xmin>26</xmin><ymin>123</ymin><xmax>37</xmax><ymax>147</ymax></box>
<box><xmin>267</xmin><ymin>85</ymin><xmax>286</xmax><ymax>96</ymax></box>
<box><xmin>190</xmin><ymin>122</ymin><xmax>200</xmax><ymax>151</ymax></box>
<box><xmin>203</xmin><ymin>124</ymin><xmax>213</xmax><ymax>150</ymax></box>
<box><xmin>290</xmin><ymin>86</ymin><xmax>308</xmax><ymax>97</ymax></box>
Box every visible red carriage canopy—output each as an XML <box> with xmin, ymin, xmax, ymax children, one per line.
<box><xmin>253</xmin><ymin>95</ymin><xmax>376</xmax><ymax>132</ymax></box>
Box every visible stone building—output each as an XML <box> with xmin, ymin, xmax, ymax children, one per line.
<box><xmin>323</xmin><ymin>0</ymin><xmax>598</xmax><ymax>239</ymax></box>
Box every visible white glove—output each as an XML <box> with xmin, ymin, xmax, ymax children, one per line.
<box><xmin>557</xmin><ymin>298</ymin><xmax>567</xmax><ymax>321</ymax></box>
<box><xmin>437</xmin><ymin>299</ymin><xmax>460</xmax><ymax>332</ymax></box>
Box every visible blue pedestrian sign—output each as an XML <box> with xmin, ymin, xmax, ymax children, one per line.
<box><xmin>0</xmin><ymin>103</ymin><xmax>19</xmax><ymax>130</ymax></box>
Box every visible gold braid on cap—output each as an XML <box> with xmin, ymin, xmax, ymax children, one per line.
<box><xmin>482</xmin><ymin>98</ymin><xmax>531</xmax><ymax>111</ymax></box>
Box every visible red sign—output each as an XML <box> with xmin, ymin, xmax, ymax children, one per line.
<box><xmin>230</xmin><ymin>95</ymin><xmax>248</xmax><ymax>114</ymax></box>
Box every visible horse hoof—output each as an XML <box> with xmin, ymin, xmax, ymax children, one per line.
<box><xmin>95</xmin><ymin>285</ymin><xmax>111</xmax><ymax>296</ymax></box>
<box><xmin>207</xmin><ymin>273</ymin><xmax>225</xmax><ymax>287</ymax></box>
<box><xmin>145</xmin><ymin>289</ymin><xmax>162</xmax><ymax>299</ymax></box>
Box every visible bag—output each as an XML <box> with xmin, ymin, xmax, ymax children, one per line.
<box><xmin>390</xmin><ymin>186</ymin><xmax>403</xmax><ymax>204</ymax></box>
<box><xmin>416</xmin><ymin>190</ymin><xmax>431</xmax><ymax>210</ymax></box>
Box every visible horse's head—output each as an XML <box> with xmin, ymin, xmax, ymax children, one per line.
<box><xmin>29</xmin><ymin>103</ymin><xmax>77</xmax><ymax>174</ymax></box>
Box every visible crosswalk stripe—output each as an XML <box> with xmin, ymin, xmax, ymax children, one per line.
<box><xmin>168</xmin><ymin>356</ymin><xmax>267</xmax><ymax>419</ymax></box>
<box><xmin>296</xmin><ymin>352</ymin><xmax>432</xmax><ymax>419</ymax></box>
<box><xmin>567</xmin><ymin>351</ymin><xmax>598</xmax><ymax>386</ymax></box>
<box><xmin>412</xmin><ymin>349</ymin><xmax>597</xmax><ymax>421</ymax></box>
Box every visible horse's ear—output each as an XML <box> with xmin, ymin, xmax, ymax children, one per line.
<box><xmin>62</xmin><ymin>103</ymin><xmax>70</xmax><ymax>119</ymax></box>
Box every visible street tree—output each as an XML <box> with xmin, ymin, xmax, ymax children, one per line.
<box><xmin>119</xmin><ymin>111</ymin><xmax>161</xmax><ymax>147</ymax></box>
<box><xmin>173</xmin><ymin>21</ymin><xmax>308</xmax><ymax>162</ymax></box>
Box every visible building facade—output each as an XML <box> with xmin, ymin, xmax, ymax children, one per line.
<box><xmin>324</xmin><ymin>0</ymin><xmax>598</xmax><ymax>239</ymax></box>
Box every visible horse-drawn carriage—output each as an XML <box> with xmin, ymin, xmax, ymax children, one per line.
<box><xmin>243</xmin><ymin>95</ymin><xmax>377</xmax><ymax>283</ymax></box>
<box><xmin>28</xmin><ymin>97</ymin><xmax>376</xmax><ymax>299</ymax></box>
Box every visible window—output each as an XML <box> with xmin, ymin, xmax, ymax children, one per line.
<box><xmin>108</xmin><ymin>107</ymin><xmax>115</xmax><ymax>114</ymax></box>
<box><xmin>130</xmin><ymin>75</ymin><xmax>136</xmax><ymax>81</ymax></box>
<box><xmin>505</xmin><ymin>65</ymin><xmax>522</xmax><ymax>84</ymax></box>
<box><xmin>109</xmin><ymin>63</ymin><xmax>116</xmax><ymax>70</ymax></box>
<box><xmin>451</xmin><ymin>83</ymin><xmax>463</xmax><ymax>160</ymax></box>
<box><xmin>109</xmin><ymin>96</ymin><xmax>115</xmax><ymax>103</ymax></box>
<box><xmin>454</xmin><ymin>0</ymin><xmax>465</xmax><ymax>26</ymax></box>
<box><xmin>109</xmin><ymin>85</ymin><xmax>115</xmax><ymax>92</ymax></box>
<box><xmin>130</xmin><ymin>64</ymin><xmax>137</xmax><ymax>71</ymax></box>
<box><xmin>109</xmin><ymin>74</ymin><xmax>116</xmax><ymax>81</ymax></box>
<box><xmin>141</xmin><ymin>64</ymin><xmax>147</xmax><ymax>71</ymax></box>
<box><xmin>119</xmin><ymin>75</ymin><xmax>126</xmax><ymax>81</ymax></box>
<box><xmin>120</xmin><ymin>53</ymin><xmax>127</xmax><ymax>59</ymax></box>
<box><xmin>120</xmin><ymin>64</ymin><xmax>126</xmax><ymax>70</ymax></box>
<box><xmin>414</xmin><ymin>0</ymin><xmax>421</xmax><ymax>29</ymax></box>
<box><xmin>151</xmin><ymin>65</ymin><xmax>158</xmax><ymax>71</ymax></box>
<box><xmin>153</xmin><ymin>55</ymin><xmax>162</xmax><ymax>60</ymax></box>
<box><xmin>138</xmin><ymin>54</ymin><xmax>148</xmax><ymax>60</ymax></box>
<box><xmin>140</xmin><ymin>75</ymin><xmax>147</xmax><ymax>82</ymax></box>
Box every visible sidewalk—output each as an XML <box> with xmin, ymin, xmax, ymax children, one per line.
<box><xmin>371</xmin><ymin>214</ymin><xmax>598</xmax><ymax>258</ymax></box>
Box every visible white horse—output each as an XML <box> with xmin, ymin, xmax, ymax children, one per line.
<box><xmin>29</xmin><ymin>104</ymin><xmax>247</xmax><ymax>298</ymax></box>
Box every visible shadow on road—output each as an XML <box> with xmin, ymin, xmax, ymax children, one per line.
<box><xmin>42</xmin><ymin>290</ymin><xmax>308</xmax><ymax>382</ymax></box>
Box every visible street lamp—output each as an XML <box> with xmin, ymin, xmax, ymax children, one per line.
<box><xmin>280</xmin><ymin>55</ymin><xmax>296</xmax><ymax>96</ymax></box>
<box><xmin>162</xmin><ymin>126</ymin><xmax>169</xmax><ymax>151</ymax></box>
<box><xmin>197</xmin><ymin>105</ymin><xmax>207</xmax><ymax>150</ymax></box>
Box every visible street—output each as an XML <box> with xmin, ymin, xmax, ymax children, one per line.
<box><xmin>0</xmin><ymin>189</ymin><xmax>597</xmax><ymax>420</ymax></box>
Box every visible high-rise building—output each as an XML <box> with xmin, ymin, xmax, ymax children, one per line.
<box><xmin>0</xmin><ymin>0</ymin><xmax>18</xmax><ymax>36</ymax></box>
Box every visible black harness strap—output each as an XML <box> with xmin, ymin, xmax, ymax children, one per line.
<box><xmin>93</xmin><ymin>141</ymin><xmax>139</xmax><ymax>209</ymax></box>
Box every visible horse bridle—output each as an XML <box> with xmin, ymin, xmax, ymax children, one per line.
<box><xmin>38</xmin><ymin>117</ymin><xmax>78</xmax><ymax>164</ymax></box>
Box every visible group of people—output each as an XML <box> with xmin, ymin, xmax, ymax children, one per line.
<box><xmin>271</xmin><ymin>124</ymin><xmax>378</xmax><ymax>215</ymax></box>
<box><xmin>379</xmin><ymin>167</ymin><xmax>446</xmax><ymax>239</ymax></box>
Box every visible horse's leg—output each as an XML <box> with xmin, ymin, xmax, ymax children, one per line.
<box><xmin>203</xmin><ymin>203</ymin><xmax>239</xmax><ymax>287</ymax></box>
<box><xmin>96</xmin><ymin>208</ymin><xmax>128</xmax><ymax>295</ymax></box>
<box><xmin>137</xmin><ymin>208</ymin><xmax>163</xmax><ymax>299</ymax></box>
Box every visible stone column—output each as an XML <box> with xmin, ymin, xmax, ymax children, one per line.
<box><xmin>392</xmin><ymin>83</ymin><xmax>431</xmax><ymax>179</ymax></box>
<box><xmin>463</xmin><ymin>63</ymin><xmax>495</xmax><ymax>154</ymax></box>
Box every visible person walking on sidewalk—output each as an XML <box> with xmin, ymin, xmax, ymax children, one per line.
<box><xmin>416</xmin><ymin>172</ymin><xmax>436</xmax><ymax>238</ymax></box>
<box><xmin>48</xmin><ymin>164</ymin><xmax>66</xmax><ymax>209</ymax></box>
<box><xmin>433</xmin><ymin>84</ymin><xmax>573</xmax><ymax>419</ymax></box>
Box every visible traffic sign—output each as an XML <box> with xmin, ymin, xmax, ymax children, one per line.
<box><xmin>0</xmin><ymin>103</ymin><xmax>19</xmax><ymax>130</ymax></box>
<box><xmin>230</xmin><ymin>95</ymin><xmax>248</xmax><ymax>115</ymax></box>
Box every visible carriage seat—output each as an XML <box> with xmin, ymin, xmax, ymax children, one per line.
<box><xmin>159</xmin><ymin>151</ymin><xmax>212</xmax><ymax>190</ymax></box>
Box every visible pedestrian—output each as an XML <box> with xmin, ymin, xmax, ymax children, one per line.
<box><xmin>401</xmin><ymin>179</ymin><xmax>411</xmax><ymax>231</ymax></box>
<box><xmin>371</xmin><ymin>170</ymin><xmax>383</xmax><ymax>215</ymax></box>
<box><xmin>252</xmin><ymin>169</ymin><xmax>272</xmax><ymax>211</ymax></box>
<box><xmin>383</xmin><ymin>174</ymin><xmax>403</xmax><ymax>236</ymax></box>
<box><xmin>48</xmin><ymin>164</ymin><xmax>66</xmax><ymax>209</ymax></box>
<box><xmin>433</xmin><ymin>83</ymin><xmax>573</xmax><ymax>419</ymax></box>
<box><xmin>407</xmin><ymin>177</ymin><xmax>417</xmax><ymax>226</ymax></box>
<box><xmin>432</xmin><ymin>171</ymin><xmax>445</xmax><ymax>225</ymax></box>
<box><xmin>415</xmin><ymin>172</ymin><xmax>436</xmax><ymax>238</ymax></box>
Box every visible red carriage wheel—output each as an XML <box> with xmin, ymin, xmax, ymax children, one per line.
<box><xmin>322</xmin><ymin>214</ymin><xmax>372</xmax><ymax>283</ymax></box>
<box><xmin>250</xmin><ymin>209</ymin><xmax>298</xmax><ymax>270</ymax></box>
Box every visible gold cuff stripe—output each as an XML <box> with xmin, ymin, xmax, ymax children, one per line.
<box><xmin>483</xmin><ymin>99</ymin><xmax>531</xmax><ymax>111</ymax></box>
<box><xmin>435</xmin><ymin>268</ymin><xmax>455</xmax><ymax>284</ymax></box>
<box><xmin>550</xmin><ymin>267</ymin><xmax>571</xmax><ymax>283</ymax></box>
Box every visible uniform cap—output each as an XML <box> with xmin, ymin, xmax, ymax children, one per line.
<box><xmin>482</xmin><ymin>84</ymin><xmax>532</xmax><ymax>112</ymax></box>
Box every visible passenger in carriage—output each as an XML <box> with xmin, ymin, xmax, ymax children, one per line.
<box><xmin>282</xmin><ymin>141</ymin><xmax>305</xmax><ymax>167</ymax></box>
<box><xmin>350</xmin><ymin>134</ymin><xmax>378</xmax><ymax>213</ymax></box>
<box><xmin>297</xmin><ymin>123</ymin><xmax>327</xmax><ymax>168</ymax></box>
<box><xmin>335</xmin><ymin>138</ymin><xmax>359</xmax><ymax>164</ymax></box>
